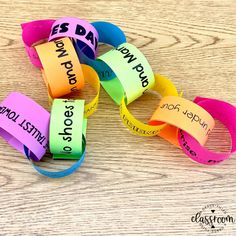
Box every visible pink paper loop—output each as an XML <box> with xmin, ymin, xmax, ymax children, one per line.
<box><xmin>48</xmin><ymin>17</ymin><xmax>99</xmax><ymax>59</ymax></box>
<box><xmin>178</xmin><ymin>96</ymin><xmax>236</xmax><ymax>165</ymax></box>
<box><xmin>21</xmin><ymin>19</ymin><xmax>55</xmax><ymax>68</ymax></box>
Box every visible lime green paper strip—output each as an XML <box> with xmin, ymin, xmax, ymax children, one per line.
<box><xmin>49</xmin><ymin>99</ymin><xmax>86</xmax><ymax>160</ymax></box>
<box><xmin>98</xmin><ymin>43</ymin><xmax>155</xmax><ymax>105</ymax></box>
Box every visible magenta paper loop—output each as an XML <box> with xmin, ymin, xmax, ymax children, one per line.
<box><xmin>21</xmin><ymin>19</ymin><xmax>55</xmax><ymax>68</ymax></box>
<box><xmin>0</xmin><ymin>92</ymin><xmax>50</xmax><ymax>161</ymax></box>
<box><xmin>48</xmin><ymin>17</ymin><xmax>99</xmax><ymax>59</ymax></box>
<box><xmin>178</xmin><ymin>97</ymin><xmax>236</xmax><ymax>165</ymax></box>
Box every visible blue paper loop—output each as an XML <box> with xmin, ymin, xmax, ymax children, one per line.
<box><xmin>75</xmin><ymin>21</ymin><xmax>126</xmax><ymax>81</ymax></box>
<box><xmin>24</xmin><ymin>135</ymin><xmax>86</xmax><ymax>178</ymax></box>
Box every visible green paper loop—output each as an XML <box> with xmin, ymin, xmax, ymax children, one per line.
<box><xmin>98</xmin><ymin>43</ymin><xmax>155</xmax><ymax>105</ymax></box>
<box><xmin>49</xmin><ymin>99</ymin><xmax>87</xmax><ymax>160</ymax></box>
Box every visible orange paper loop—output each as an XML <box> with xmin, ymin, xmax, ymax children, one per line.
<box><xmin>149</xmin><ymin>96</ymin><xmax>215</xmax><ymax>146</ymax></box>
<box><xmin>36</xmin><ymin>37</ymin><xmax>84</xmax><ymax>98</ymax></box>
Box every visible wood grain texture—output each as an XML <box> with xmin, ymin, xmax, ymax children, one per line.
<box><xmin>0</xmin><ymin>0</ymin><xmax>236</xmax><ymax>235</ymax></box>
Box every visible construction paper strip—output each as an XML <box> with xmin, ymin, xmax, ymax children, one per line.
<box><xmin>83</xmin><ymin>64</ymin><xmax>100</xmax><ymax>118</ymax></box>
<box><xmin>158</xmin><ymin>124</ymin><xmax>181</xmax><ymax>148</ymax></box>
<box><xmin>48</xmin><ymin>17</ymin><xmax>99</xmax><ymax>59</ymax></box>
<box><xmin>47</xmin><ymin>64</ymin><xmax>100</xmax><ymax>118</ymax></box>
<box><xmin>92</xmin><ymin>21</ymin><xmax>126</xmax><ymax>48</ymax></box>
<box><xmin>99</xmin><ymin>42</ymin><xmax>155</xmax><ymax>105</ymax></box>
<box><xmin>35</xmin><ymin>37</ymin><xmax>84</xmax><ymax>98</ymax></box>
<box><xmin>50</xmin><ymin>99</ymin><xmax>87</xmax><ymax>160</ymax></box>
<box><xmin>0</xmin><ymin>92</ymin><xmax>49</xmax><ymax>161</ymax></box>
<box><xmin>178</xmin><ymin>97</ymin><xmax>236</xmax><ymax>165</ymax></box>
<box><xmin>149</xmin><ymin>96</ymin><xmax>215</xmax><ymax>145</ymax></box>
<box><xmin>120</xmin><ymin>74</ymin><xmax>179</xmax><ymax>136</ymax></box>
<box><xmin>24</xmin><ymin>135</ymin><xmax>86</xmax><ymax>178</ymax></box>
<box><xmin>77</xmin><ymin>21</ymin><xmax>126</xmax><ymax>81</ymax></box>
<box><xmin>154</xmin><ymin>78</ymin><xmax>184</xmax><ymax>146</ymax></box>
<box><xmin>21</xmin><ymin>19</ymin><xmax>55</xmax><ymax>68</ymax></box>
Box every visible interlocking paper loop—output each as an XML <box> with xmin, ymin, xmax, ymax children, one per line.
<box><xmin>24</xmin><ymin>98</ymin><xmax>87</xmax><ymax>178</ymax></box>
<box><xmin>120</xmin><ymin>74</ymin><xmax>180</xmax><ymax>136</ymax></box>
<box><xmin>36</xmin><ymin>37</ymin><xmax>85</xmax><ymax>98</ymax></box>
<box><xmin>178</xmin><ymin>97</ymin><xmax>236</xmax><ymax>165</ymax></box>
<box><xmin>149</xmin><ymin>96</ymin><xmax>215</xmax><ymax>146</ymax></box>
<box><xmin>0</xmin><ymin>92</ymin><xmax>49</xmax><ymax>161</ymax></box>
<box><xmin>24</xmin><ymin>136</ymin><xmax>86</xmax><ymax>178</ymax></box>
<box><xmin>50</xmin><ymin>99</ymin><xmax>87</xmax><ymax>160</ymax></box>
<box><xmin>49</xmin><ymin>17</ymin><xmax>99</xmax><ymax>59</ymax></box>
<box><xmin>99</xmin><ymin>43</ymin><xmax>155</xmax><ymax>104</ymax></box>
<box><xmin>21</xmin><ymin>19</ymin><xmax>55</xmax><ymax>68</ymax></box>
<box><xmin>77</xmin><ymin>21</ymin><xmax>127</xmax><ymax>81</ymax></box>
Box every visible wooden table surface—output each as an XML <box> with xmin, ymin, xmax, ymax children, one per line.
<box><xmin>0</xmin><ymin>0</ymin><xmax>236</xmax><ymax>235</ymax></box>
